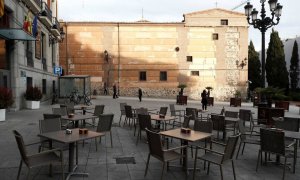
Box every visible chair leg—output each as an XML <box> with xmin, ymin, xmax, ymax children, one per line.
<box><xmin>17</xmin><ymin>160</ymin><xmax>22</xmax><ymax>180</ymax></box>
<box><xmin>144</xmin><ymin>154</ymin><xmax>150</xmax><ymax>177</ymax></box>
<box><xmin>282</xmin><ymin>157</ymin><xmax>287</xmax><ymax>180</ymax></box>
<box><xmin>256</xmin><ymin>150</ymin><xmax>261</xmax><ymax>172</ymax></box>
<box><xmin>161</xmin><ymin>162</ymin><xmax>165</xmax><ymax>180</ymax></box>
<box><xmin>61</xmin><ymin>160</ymin><xmax>64</xmax><ymax>180</ymax></box>
<box><xmin>95</xmin><ymin>138</ymin><xmax>98</xmax><ymax>151</ymax></box>
<box><xmin>26</xmin><ymin>167</ymin><xmax>31</xmax><ymax>180</ymax></box>
<box><xmin>136</xmin><ymin>129</ymin><xmax>140</xmax><ymax>145</ymax></box>
<box><xmin>207</xmin><ymin>162</ymin><xmax>210</xmax><ymax>175</ymax></box>
<box><xmin>193</xmin><ymin>148</ymin><xmax>199</xmax><ymax>180</ymax></box>
<box><xmin>220</xmin><ymin>165</ymin><xmax>223</xmax><ymax>180</ymax></box>
<box><xmin>119</xmin><ymin>115</ymin><xmax>122</xmax><ymax>126</ymax></box>
<box><xmin>236</xmin><ymin>142</ymin><xmax>242</xmax><ymax>159</ymax></box>
<box><xmin>241</xmin><ymin>142</ymin><xmax>246</xmax><ymax>155</ymax></box>
<box><xmin>232</xmin><ymin>160</ymin><xmax>236</xmax><ymax>180</ymax></box>
<box><xmin>110</xmin><ymin>131</ymin><xmax>113</xmax><ymax>148</ymax></box>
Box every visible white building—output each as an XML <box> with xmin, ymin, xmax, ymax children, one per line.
<box><xmin>0</xmin><ymin>0</ymin><xmax>62</xmax><ymax>110</ymax></box>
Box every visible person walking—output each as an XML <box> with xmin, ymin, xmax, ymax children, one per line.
<box><xmin>103</xmin><ymin>82</ymin><xmax>108</xmax><ymax>95</ymax></box>
<box><xmin>113</xmin><ymin>83</ymin><xmax>117</xmax><ymax>99</ymax></box>
<box><xmin>138</xmin><ymin>88</ymin><xmax>142</xmax><ymax>102</ymax></box>
<box><xmin>201</xmin><ymin>89</ymin><xmax>208</xmax><ymax>110</ymax></box>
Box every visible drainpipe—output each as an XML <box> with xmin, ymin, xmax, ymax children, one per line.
<box><xmin>65</xmin><ymin>22</ymin><xmax>68</xmax><ymax>75</ymax></box>
<box><xmin>117</xmin><ymin>23</ymin><xmax>120</xmax><ymax>96</ymax></box>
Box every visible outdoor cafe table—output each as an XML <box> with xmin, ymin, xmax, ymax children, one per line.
<box><xmin>62</xmin><ymin>114</ymin><xmax>97</xmax><ymax>128</ymax></box>
<box><xmin>151</xmin><ymin>115</ymin><xmax>176</xmax><ymax>131</ymax></box>
<box><xmin>160</xmin><ymin>128</ymin><xmax>212</xmax><ymax>173</ymax></box>
<box><xmin>38</xmin><ymin>128</ymin><xmax>104</xmax><ymax>180</ymax></box>
<box><xmin>73</xmin><ymin>104</ymin><xmax>95</xmax><ymax>114</ymax></box>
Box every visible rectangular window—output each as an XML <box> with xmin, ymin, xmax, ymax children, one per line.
<box><xmin>26</xmin><ymin>77</ymin><xmax>32</xmax><ymax>89</ymax></box>
<box><xmin>26</xmin><ymin>41</ymin><xmax>34</xmax><ymax>67</ymax></box>
<box><xmin>191</xmin><ymin>71</ymin><xmax>199</xmax><ymax>76</ymax></box>
<box><xmin>213</xmin><ymin>33</ymin><xmax>219</xmax><ymax>40</ymax></box>
<box><xmin>221</xmin><ymin>19</ymin><xmax>228</xmax><ymax>25</ymax></box>
<box><xmin>139</xmin><ymin>71</ymin><xmax>147</xmax><ymax>81</ymax></box>
<box><xmin>42</xmin><ymin>79</ymin><xmax>46</xmax><ymax>94</ymax></box>
<box><xmin>160</xmin><ymin>71</ymin><xmax>167</xmax><ymax>81</ymax></box>
<box><xmin>35</xmin><ymin>25</ymin><xmax>41</xmax><ymax>59</ymax></box>
<box><xmin>187</xmin><ymin>56</ymin><xmax>193</xmax><ymax>62</ymax></box>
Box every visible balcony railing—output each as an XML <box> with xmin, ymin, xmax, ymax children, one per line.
<box><xmin>22</xmin><ymin>0</ymin><xmax>41</xmax><ymax>14</ymax></box>
<box><xmin>51</xmin><ymin>17</ymin><xmax>60</xmax><ymax>37</ymax></box>
<box><xmin>40</xmin><ymin>2</ymin><xmax>52</xmax><ymax>27</ymax></box>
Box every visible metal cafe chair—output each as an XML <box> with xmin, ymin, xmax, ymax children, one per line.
<box><xmin>13</xmin><ymin>130</ymin><xmax>64</xmax><ymax>180</ymax></box>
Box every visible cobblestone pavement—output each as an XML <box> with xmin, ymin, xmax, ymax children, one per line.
<box><xmin>0</xmin><ymin>96</ymin><xmax>299</xmax><ymax>180</ymax></box>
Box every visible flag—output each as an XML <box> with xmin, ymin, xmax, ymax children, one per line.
<box><xmin>32</xmin><ymin>16</ymin><xmax>38</xmax><ymax>37</ymax></box>
<box><xmin>0</xmin><ymin>0</ymin><xmax>4</xmax><ymax>18</ymax></box>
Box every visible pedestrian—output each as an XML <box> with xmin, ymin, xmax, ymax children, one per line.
<box><xmin>103</xmin><ymin>82</ymin><xmax>108</xmax><ymax>95</ymax></box>
<box><xmin>201</xmin><ymin>89</ymin><xmax>208</xmax><ymax>110</ymax></box>
<box><xmin>138</xmin><ymin>88</ymin><xmax>142</xmax><ymax>102</ymax></box>
<box><xmin>113</xmin><ymin>83</ymin><xmax>117</xmax><ymax>99</ymax></box>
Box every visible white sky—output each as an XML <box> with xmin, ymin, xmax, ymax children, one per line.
<box><xmin>58</xmin><ymin>0</ymin><xmax>300</xmax><ymax>51</ymax></box>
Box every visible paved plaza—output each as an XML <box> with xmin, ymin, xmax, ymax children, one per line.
<box><xmin>0</xmin><ymin>96</ymin><xmax>300</xmax><ymax>180</ymax></box>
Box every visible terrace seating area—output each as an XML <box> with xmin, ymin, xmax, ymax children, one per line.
<box><xmin>1</xmin><ymin>96</ymin><xmax>300</xmax><ymax>180</ymax></box>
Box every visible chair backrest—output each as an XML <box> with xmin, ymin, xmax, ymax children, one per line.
<box><xmin>260</xmin><ymin>128</ymin><xmax>285</xmax><ymax>155</ymax></box>
<box><xmin>60</xmin><ymin>102</ymin><xmax>75</xmax><ymax>114</ymax></box>
<box><xmin>145</xmin><ymin>128</ymin><xmax>164</xmax><ymax>160</ymax></box>
<box><xmin>138</xmin><ymin>114</ymin><xmax>153</xmax><ymax>131</ymax></box>
<box><xmin>210</xmin><ymin>114</ymin><xmax>225</xmax><ymax>131</ymax></box>
<box><xmin>136</xmin><ymin>108</ymin><xmax>148</xmax><ymax>115</ymax></box>
<box><xmin>238</xmin><ymin>120</ymin><xmax>247</xmax><ymax>141</ymax></box>
<box><xmin>159</xmin><ymin>107</ymin><xmax>168</xmax><ymax>116</ymax></box>
<box><xmin>169</xmin><ymin>104</ymin><xmax>176</xmax><ymax>116</ymax></box>
<box><xmin>53</xmin><ymin>107</ymin><xmax>68</xmax><ymax>116</ymax></box>
<box><xmin>94</xmin><ymin>105</ymin><xmax>105</xmax><ymax>116</ymax></box>
<box><xmin>194</xmin><ymin>120</ymin><xmax>213</xmax><ymax>133</ymax></box>
<box><xmin>186</xmin><ymin>108</ymin><xmax>198</xmax><ymax>120</ymax></box>
<box><xmin>13</xmin><ymin>130</ymin><xmax>29</xmax><ymax>165</ymax></box>
<box><xmin>182</xmin><ymin>115</ymin><xmax>191</xmax><ymax>128</ymax></box>
<box><xmin>124</xmin><ymin>105</ymin><xmax>134</xmax><ymax>118</ymax></box>
<box><xmin>96</xmin><ymin>114</ymin><xmax>114</xmax><ymax>132</ymax></box>
<box><xmin>239</xmin><ymin>109</ymin><xmax>251</xmax><ymax>122</ymax></box>
<box><xmin>274</xmin><ymin>117</ymin><xmax>300</xmax><ymax>132</ymax></box>
<box><xmin>225</xmin><ymin>111</ymin><xmax>239</xmax><ymax>118</ymax></box>
<box><xmin>39</xmin><ymin>118</ymin><xmax>61</xmax><ymax>133</ymax></box>
<box><xmin>120</xmin><ymin>103</ymin><xmax>127</xmax><ymax>115</ymax></box>
<box><xmin>222</xmin><ymin>134</ymin><xmax>240</xmax><ymax>162</ymax></box>
<box><xmin>220</xmin><ymin>107</ymin><xmax>225</xmax><ymax>115</ymax></box>
<box><xmin>43</xmin><ymin>114</ymin><xmax>61</xmax><ymax>119</ymax></box>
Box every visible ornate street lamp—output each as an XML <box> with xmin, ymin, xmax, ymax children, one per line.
<box><xmin>244</xmin><ymin>0</ymin><xmax>283</xmax><ymax>88</ymax></box>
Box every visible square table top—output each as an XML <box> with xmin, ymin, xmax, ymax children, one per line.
<box><xmin>284</xmin><ymin>130</ymin><xmax>300</xmax><ymax>140</ymax></box>
<box><xmin>38</xmin><ymin>128</ymin><xmax>104</xmax><ymax>144</ymax></box>
<box><xmin>151</xmin><ymin>115</ymin><xmax>176</xmax><ymax>122</ymax></box>
<box><xmin>61</xmin><ymin>114</ymin><xmax>97</xmax><ymax>121</ymax></box>
<box><xmin>160</xmin><ymin>128</ymin><xmax>212</xmax><ymax>142</ymax></box>
<box><xmin>225</xmin><ymin>117</ymin><xmax>240</xmax><ymax>122</ymax></box>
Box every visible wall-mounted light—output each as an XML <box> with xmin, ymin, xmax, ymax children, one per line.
<box><xmin>59</xmin><ymin>28</ymin><xmax>65</xmax><ymax>43</ymax></box>
<box><xmin>104</xmin><ymin>50</ymin><xmax>109</xmax><ymax>62</ymax></box>
<box><xmin>236</xmin><ymin>58</ymin><xmax>247</xmax><ymax>69</ymax></box>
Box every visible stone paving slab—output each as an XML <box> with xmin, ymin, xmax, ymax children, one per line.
<box><xmin>0</xmin><ymin>96</ymin><xmax>299</xmax><ymax>180</ymax></box>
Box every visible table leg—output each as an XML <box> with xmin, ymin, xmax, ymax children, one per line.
<box><xmin>182</xmin><ymin>140</ymin><xmax>188</xmax><ymax>175</ymax></box>
<box><xmin>66</xmin><ymin>142</ymin><xmax>89</xmax><ymax>180</ymax></box>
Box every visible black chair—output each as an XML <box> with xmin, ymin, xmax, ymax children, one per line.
<box><xmin>239</xmin><ymin>109</ymin><xmax>252</xmax><ymax>128</ymax></box>
<box><xmin>118</xmin><ymin>103</ymin><xmax>127</xmax><ymax>126</ymax></box>
<box><xmin>193</xmin><ymin>134</ymin><xmax>240</xmax><ymax>180</ymax></box>
<box><xmin>256</xmin><ymin>128</ymin><xmax>296</xmax><ymax>180</ymax></box>
<box><xmin>136</xmin><ymin>114</ymin><xmax>159</xmax><ymax>145</ymax></box>
<box><xmin>169</xmin><ymin>104</ymin><xmax>184</xmax><ymax>127</ymax></box>
<box><xmin>13</xmin><ymin>130</ymin><xmax>64</xmax><ymax>180</ymax></box>
<box><xmin>85</xmin><ymin>105</ymin><xmax>105</xmax><ymax>127</ymax></box>
<box><xmin>210</xmin><ymin>114</ymin><xmax>226</xmax><ymax>140</ymax></box>
<box><xmin>236</xmin><ymin>120</ymin><xmax>260</xmax><ymax>159</ymax></box>
<box><xmin>124</xmin><ymin>105</ymin><xmax>137</xmax><ymax>127</ymax></box>
<box><xmin>186</xmin><ymin>108</ymin><xmax>200</xmax><ymax>121</ymax></box>
<box><xmin>95</xmin><ymin>114</ymin><xmax>114</xmax><ymax>150</ymax></box>
<box><xmin>144</xmin><ymin>129</ymin><xmax>187</xmax><ymax>180</ymax></box>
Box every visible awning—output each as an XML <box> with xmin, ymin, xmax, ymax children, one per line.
<box><xmin>0</xmin><ymin>28</ymin><xmax>36</xmax><ymax>41</ymax></box>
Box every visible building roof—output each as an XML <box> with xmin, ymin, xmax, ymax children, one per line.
<box><xmin>184</xmin><ymin>8</ymin><xmax>245</xmax><ymax>17</ymax></box>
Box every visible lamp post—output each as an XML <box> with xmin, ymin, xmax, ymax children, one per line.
<box><xmin>244</xmin><ymin>0</ymin><xmax>283</xmax><ymax>88</ymax></box>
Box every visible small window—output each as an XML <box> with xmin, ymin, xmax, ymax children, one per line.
<box><xmin>187</xmin><ymin>56</ymin><xmax>193</xmax><ymax>62</ymax></box>
<box><xmin>42</xmin><ymin>79</ymin><xmax>46</xmax><ymax>94</ymax></box>
<box><xmin>139</xmin><ymin>71</ymin><xmax>147</xmax><ymax>81</ymax></box>
<box><xmin>160</xmin><ymin>71</ymin><xmax>167</xmax><ymax>81</ymax></box>
<box><xmin>191</xmin><ymin>71</ymin><xmax>199</xmax><ymax>76</ymax></box>
<box><xmin>213</xmin><ymin>33</ymin><xmax>219</xmax><ymax>40</ymax></box>
<box><xmin>221</xmin><ymin>19</ymin><xmax>228</xmax><ymax>25</ymax></box>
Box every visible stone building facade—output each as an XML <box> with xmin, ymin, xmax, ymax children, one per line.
<box><xmin>59</xmin><ymin>8</ymin><xmax>248</xmax><ymax>101</ymax></box>
<box><xmin>0</xmin><ymin>0</ymin><xmax>61</xmax><ymax>110</ymax></box>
